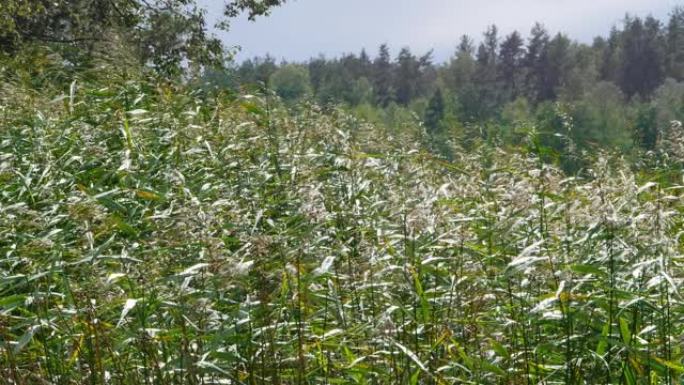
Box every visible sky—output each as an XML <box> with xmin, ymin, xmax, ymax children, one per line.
<box><xmin>201</xmin><ymin>0</ymin><xmax>679</xmax><ymax>63</ymax></box>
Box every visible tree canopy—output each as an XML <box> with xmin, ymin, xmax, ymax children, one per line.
<box><xmin>0</xmin><ymin>0</ymin><xmax>286</xmax><ymax>75</ymax></box>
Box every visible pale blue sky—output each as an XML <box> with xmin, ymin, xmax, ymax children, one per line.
<box><xmin>201</xmin><ymin>0</ymin><xmax>679</xmax><ymax>63</ymax></box>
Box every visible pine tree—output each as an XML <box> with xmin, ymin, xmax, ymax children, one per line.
<box><xmin>524</xmin><ymin>23</ymin><xmax>550</xmax><ymax>102</ymax></box>
<box><xmin>446</xmin><ymin>35</ymin><xmax>478</xmax><ymax>123</ymax></box>
<box><xmin>395</xmin><ymin>47</ymin><xmax>419</xmax><ymax>105</ymax></box>
<box><xmin>472</xmin><ymin>25</ymin><xmax>501</xmax><ymax>119</ymax></box>
<box><xmin>499</xmin><ymin>31</ymin><xmax>526</xmax><ymax>102</ymax></box>
<box><xmin>308</xmin><ymin>56</ymin><xmax>328</xmax><ymax>94</ymax></box>
<box><xmin>373</xmin><ymin>44</ymin><xmax>394</xmax><ymax>107</ymax></box>
<box><xmin>599</xmin><ymin>26</ymin><xmax>622</xmax><ymax>84</ymax></box>
<box><xmin>619</xmin><ymin>16</ymin><xmax>665</xmax><ymax>98</ymax></box>
<box><xmin>444</xmin><ymin>36</ymin><xmax>475</xmax><ymax>90</ymax></box>
<box><xmin>541</xmin><ymin>33</ymin><xmax>572</xmax><ymax>101</ymax></box>
<box><xmin>359</xmin><ymin>49</ymin><xmax>373</xmax><ymax>78</ymax></box>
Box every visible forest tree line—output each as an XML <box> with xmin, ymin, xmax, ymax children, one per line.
<box><xmin>3</xmin><ymin>1</ymin><xmax>683</xmax><ymax>164</ymax></box>
<box><xmin>218</xmin><ymin>8</ymin><xmax>684</xmax><ymax>159</ymax></box>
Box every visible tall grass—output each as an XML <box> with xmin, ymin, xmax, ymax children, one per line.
<box><xmin>0</xmin><ymin>73</ymin><xmax>683</xmax><ymax>384</ymax></box>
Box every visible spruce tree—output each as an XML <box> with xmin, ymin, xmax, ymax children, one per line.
<box><xmin>499</xmin><ymin>31</ymin><xmax>526</xmax><ymax>102</ymax></box>
<box><xmin>524</xmin><ymin>23</ymin><xmax>550</xmax><ymax>102</ymax></box>
<box><xmin>619</xmin><ymin>16</ymin><xmax>665</xmax><ymax>98</ymax></box>
<box><xmin>373</xmin><ymin>44</ymin><xmax>394</xmax><ymax>107</ymax></box>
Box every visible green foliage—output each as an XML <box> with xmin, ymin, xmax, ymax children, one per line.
<box><xmin>499</xmin><ymin>31</ymin><xmax>525</xmax><ymax>101</ymax></box>
<box><xmin>632</xmin><ymin>103</ymin><xmax>659</xmax><ymax>150</ymax></box>
<box><xmin>223</xmin><ymin>0</ymin><xmax>287</xmax><ymax>20</ymax></box>
<box><xmin>667</xmin><ymin>7</ymin><xmax>684</xmax><ymax>81</ymax></box>
<box><xmin>269</xmin><ymin>64</ymin><xmax>311</xmax><ymax>101</ymax></box>
<box><xmin>2</xmin><ymin>73</ymin><xmax>684</xmax><ymax>384</ymax></box>
<box><xmin>0</xmin><ymin>0</ymin><xmax>224</xmax><ymax>76</ymax></box>
<box><xmin>373</xmin><ymin>44</ymin><xmax>395</xmax><ymax>107</ymax></box>
<box><xmin>2</xmin><ymin>3</ymin><xmax>684</xmax><ymax>384</ymax></box>
<box><xmin>349</xmin><ymin>77</ymin><xmax>374</xmax><ymax>105</ymax></box>
<box><xmin>573</xmin><ymin>81</ymin><xmax>632</xmax><ymax>149</ymax></box>
<box><xmin>0</xmin><ymin>0</ymin><xmax>287</xmax><ymax>77</ymax></box>
<box><xmin>394</xmin><ymin>48</ymin><xmax>433</xmax><ymax>105</ymax></box>
<box><xmin>618</xmin><ymin>16</ymin><xmax>666</xmax><ymax>98</ymax></box>
<box><xmin>500</xmin><ymin>97</ymin><xmax>533</xmax><ymax>143</ymax></box>
<box><xmin>424</xmin><ymin>88</ymin><xmax>445</xmax><ymax>134</ymax></box>
<box><xmin>653</xmin><ymin>78</ymin><xmax>684</xmax><ymax>126</ymax></box>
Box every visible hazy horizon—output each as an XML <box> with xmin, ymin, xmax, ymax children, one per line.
<box><xmin>201</xmin><ymin>0</ymin><xmax>679</xmax><ymax>63</ymax></box>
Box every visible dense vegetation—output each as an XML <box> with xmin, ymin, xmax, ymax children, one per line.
<box><xmin>1</xmin><ymin>0</ymin><xmax>285</xmax><ymax>76</ymax></box>
<box><xmin>2</xmin><ymin>1</ymin><xmax>684</xmax><ymax>384</ymax></box>
<box><xmin>1</xmin><ymin>61</ymin><xmax>684</xmax><ymax>384</ymax></box>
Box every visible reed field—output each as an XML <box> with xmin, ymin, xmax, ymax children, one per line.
<box><xmin>1</xmin><ymin>73</ymin><xmax>683</xmax><ymax>384</ymax></box>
